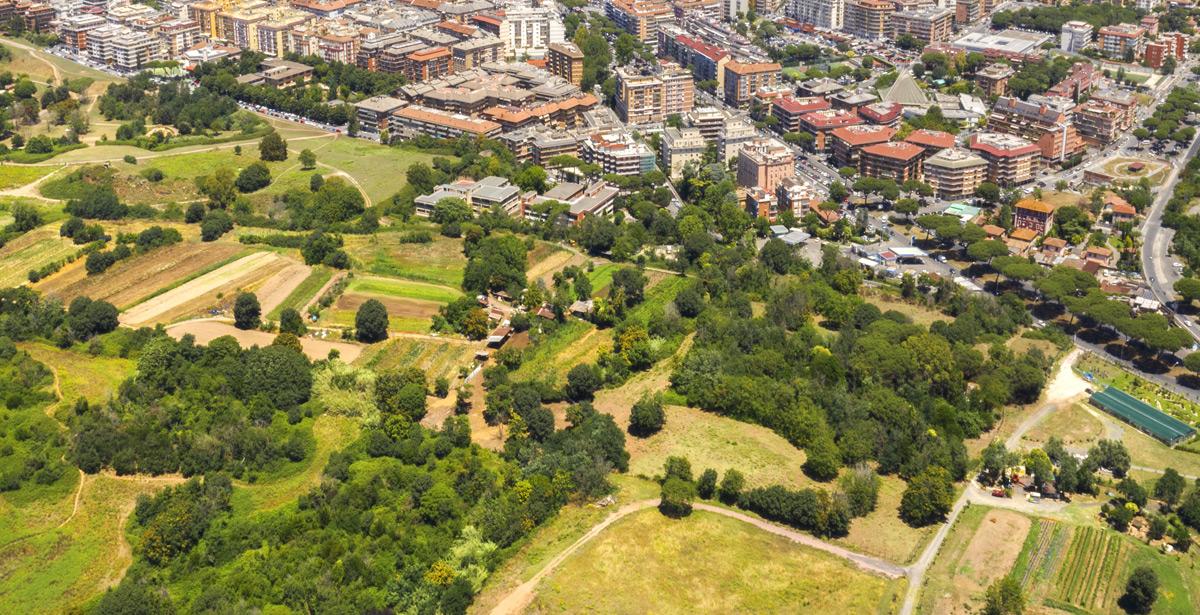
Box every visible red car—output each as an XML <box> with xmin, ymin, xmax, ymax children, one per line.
<box><xmin>991</xmin><ymin>489</ymin><xmax>1005</xmax><ymax>498</ymax></box>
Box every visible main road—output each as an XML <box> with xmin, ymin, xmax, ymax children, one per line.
<box><xmin>1139</xmin><ymin>126</ymin><xmax>1200</xmax><ymax>342</ymax></box>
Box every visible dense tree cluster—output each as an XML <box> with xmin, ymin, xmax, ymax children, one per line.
<box><xmin>992</xmin><ymin>3</ymin><xmax>1142</xmax><ymax>33</ymax></box>
<box><xmin>71</xmin><ymin>334</ymin><xmax>314</xmax><ymax>477</ymax></box>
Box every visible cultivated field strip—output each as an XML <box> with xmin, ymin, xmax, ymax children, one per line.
<box><xmin>1052</xmin><ymin>526</ymin><xmax>1125</xmax><ymax>611</ymax></box>
<box><xmin>119</xmin><ymin>251</ymin><xmax>281</xmax><ymax>326</ymax></box>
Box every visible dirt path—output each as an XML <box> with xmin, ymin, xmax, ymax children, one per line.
<box><xmin>0</xmin><ymin>164</ymin><xmax>66</xmax><ymax>199</ymax></box>
<box><xmin>488</xmin><ymin>499</ymin><xmax>905</xmax><ymax>615</ymax></box>
<box><xmin>3</xmin><ymin>37</ymin><xmax>61</xmax><ymax>82</ymax></box>
<box><xmin>165</xmin><ymin>318</ymin><xmax>363</xmax><ymax>362</ymax></box>
<box><xmin>16</xmin><ymin>133</ymin><xmax>333</xmax><ymax>167</ymax></box>
<box><xmin>902</xmin><ymin>348</ymin><xmax>1089</xmax><ymax>615</ymax></box>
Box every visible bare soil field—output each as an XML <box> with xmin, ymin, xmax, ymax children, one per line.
<box><xmin>120</xmin><ymin>251</ymin><xmax>284</xmax><ymax>327</ymax></box>
<box><xmin>933</xmin><ymin>509</ymin><xmax>1031</xmax><ymax>615</ymax></box>
<box><xmin>36</xmin><ymin>242</ymin><xmax>243</xmax><ymax>308</ymax></box>
<box><xmin>165</xmin><ymin>320</ymin><xmax>362</xmax><ymax>362</ymax></box>
<box><xmin>254</xmin><ymin>261</ymin><xmax>312</xmax><ymax>316</ymax></box>
<box><xmin>334</xmin><ymin>292</ymin><xmax>441</xmax><ymax>320</ymax></box>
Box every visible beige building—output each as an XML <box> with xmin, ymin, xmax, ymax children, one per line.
<box><xmin>923</xmin><ymin>148</ymin><xmax>988</xmax><ymax>200</ymax></box>
<box><xmin>844</xmin><ymin>0</ymin><xmax>895</xmax><ymax>40</ymax></box>
<box><xmin>736</xmin><ymin>137</ymin><xmax>794</xmax><ymax>193</ymax></box>
<box><xmin>968</xmin><ymin>132</ymin><xmax>1040</xmax><ymax>187</ymax></box>
<box><xmin>891</xmin><ymin>7</ymin><xmax>954</xmax><ymax>43</ymax></box>
<box><xmin>723</xmin><ymin>60</ymin><xmax>782</xmax><ymax>108</ymax></box>
<box><xmin>661</xmin><ymin>127</ymin><xmax>707</xmax><ymax>179</ymax></box>
<box><xmin>547</xmin><ymin>41</ymin><xmax>584</xmax><ymax>86</ymax></box>
<box><xmin>615</xmin><ymin>62</ymin><xmax>694</xmax><ymax>124</ymax></box>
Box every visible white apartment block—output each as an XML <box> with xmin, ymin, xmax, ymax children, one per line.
<box><xmin>786</xmin><ymin>0</ymin><xmax>844</xmax><ymax>31</ymax></box>
<box><xmin>724</xmin><ymin>0</ymin><xmax>750</xmax><ymax>21</ymax></box>
<box><xmin>88</xmin><ymin>24</ymin><xmax>164</xmax><ymax>72</ymax></box>
<box><xmin>500</xmin><ymin>3</ymin><xmax>565</xmax><ymax>60</ymax></box>
<box><xmin>1060</xmin><ymin>20</ymin><xmax>1092</xmax><ymax>53</ymax></box>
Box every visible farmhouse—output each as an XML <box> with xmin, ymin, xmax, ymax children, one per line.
<box><xmin>1090</xmin><ymin>386</ymin><xmax>1196</xmax><ymax>446</ymax></box>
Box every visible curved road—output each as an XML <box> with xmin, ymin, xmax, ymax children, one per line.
<box><xmin>1141</xmin><ymin>121</ymin><xmax>1200</xmax><ymax>341</ymax></box>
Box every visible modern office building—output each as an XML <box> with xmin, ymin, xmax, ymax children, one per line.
<box><xmin>615</xmin><ymin>62</ymin><xmax>695</xmax><ymax>124</ymax></box>
<box><xmin>354</xmin><ymin>96</ymin><xmax>406</xmax><ymax>136</ymax></box>
<box><xmin>391</xmin><ymin>105</ymin><xmax>503</xmax><ymax>139</ymax></box>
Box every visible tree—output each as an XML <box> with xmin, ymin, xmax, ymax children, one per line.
<box><xmin>629</xmin><ymin>393</ymin><xmax>665</xmax><ymax>436</ymax></box>
<box><xmin>279</xmin><ymin>308</ymin><xmax>307</xmax><ymax>337</ymax></box>
<box><xmin>258</xmin><ymin>131</ymin><xmax>288</xmax><ymax>161</ymax></box>
<box><xmin>839</xmin><ymin>465</ymin><xmax>880</xmax><ymax>517</ymax></box>
<box><xmin>900</xmin><ymin>465</ymin><xmax>954</xmax><ymax>526</ymax></box>
<box><xmin>233</xmin><ymin>293</ymin><xmax>261</xmax><ymax>330</ymax></box>
<box><xmin>1154</xmin><ymin>468</ymin><xmax>1186</xmax><ymax>507</ymax></box>
<box><xmin>718</xmin><ymin>469</ymin><xmax>745</xmax><ymax>504</ymax></box>
<box><xmin>967</xmin><ymin>239</ymin><xmax>1010</xmax><ymax>263</ymax></box>
<box><xmin>1119</xmin><ymin>566</ymin><xmax>1158</xmax><ymax>614</ymax></box>
<box><xmin>1175</xmin><ymin>278</ymin><xmax>1200</xmax><ymax>304</ymax></box>
<box><xmin>697</xmin><ymin>469</ymin><xmax>718</xmax><ymax>499</ymax></box>
<box><xmin>235</xmin><ymin>162</ymin><xmax>271</xmax><ymax>192</ymax></box>
<box><xmin>200</xmin><ymin>210</ymin><xmax>233</xmax><ymax>241</ymax></box>
<box><xmin>980</xmin><ymin>441</ymin><xmax>1013</xmax><ymax>485</ymax></box>
<box><xmin>982</xmin><ymin>576</ymin><xmax>1025</xmax><ymax>615</ymax></box>
<box><xmin>759</xmin><ymin>238</ymin><xmax>794</xmax><ymax>274</ymax></box>
<box><xmin>10</xmin><ymin>203</ymin><xmax>41</xmax><ymax>232</ymax></box>
<box><xmin>611</xmin><ymin>268</ymin><xmax>647</xmax><ymax>306</ymax></box>
<box><xmin>355</xmin><ymin>299</ymin><xmax>389</xmax><ymax>343</ymax></box>
<box><xmin>197</xmin><ymin>168</ymin><xmax>237</xmax><ymax>209</ymax></box>
<box><xmin>1025</xmin><ymin>449</ymin><xmax>1055</xmax><ymax>490</ymax></box>
<box><xmin>659</xmin><ymin>477</ymin><xmax>695</xmax><ymax>518</ymax></box>
<box><xmin>565</xmin><ymin>363</ymin><xmax>601</xmax><ymax>400</ymax></box>
<box><xmin>802</xmin><ymin>427</ymin><xmax>841</xmax><ymax>481</ymax></box>
<box><xmin>298</xmin><ymin>149</ymin><xmax>316</xmax><ymax>170</ymax></box>
<box><xmin>462</xmin><ymin>235</ymin><xmax>527</xmax><ymax>294</ymax></box>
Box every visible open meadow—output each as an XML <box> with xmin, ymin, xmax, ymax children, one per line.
<box><xmin>527</xmin><ymin>507</ymin><xmax>905</xmax><ymax>614</ymax></box>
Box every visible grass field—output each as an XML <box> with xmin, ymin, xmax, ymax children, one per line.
<box><xmin>266</xmin><ymin>266</ymin><xmax>332</xmax><ymax>320</ymax></box>
<box><xmin>344</xmin><ymin>232</ymin><xmax>466</xmax><ymax>287</ymax></box>
<box><xmin>356</xmin><ymin>336</ymin><xmax>478</xmax><ymax>381</ymax></box>
<box><xmin>863</xmin><ymin>292</ymin><xmax>947</xmax><ymax>328</ymax></box>
<box><xmin>1021</xmin><ymin>401</ymin><xmax>1106</xmax><ymax>451</ymax></box>
<box><xmin>18</xmin><ymin>342</ymin><xmax>135</xmax><ymax>423</ymax></box>
<box><xmin>918</xmin><ymin>506</ymin><xmax>1031</xmax><ymax>614</ymax></box>
<box><xmin>311</xmin><ymin>138</ymin><xmax>443</xmax><ymax>204</ymax></box>
<box><xmin>314</xmin><ymin>275</ymin><xmax>462</xmax><ymax>333</ymax></box>
<box><xmin>0</xmin><ymin>223</ymin><xmax>77</xmax><ymax>287</ymax></box>
<box><xmin>528</xmin><ymin>507</ymin><xmax>905</xmax><ymax>614</ymax></box>
<box><xmin>346</xmin><ymin>276</ymin><xmax>461</xmax><ymax>304</ymax></box>
<box><xmin>512</xmin><ymin>320</ymin><xmax>602</xmax><ymax>386</ymax></box>
<box><xmin>0</xmin><ymin>164</ymin><xmax>58</xmax><ymax>190</ymax></box>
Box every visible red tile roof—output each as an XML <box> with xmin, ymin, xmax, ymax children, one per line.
<box><xmin>830</xmin><ymin>124</ymin><xmax>895</xmax><ymax>146</ymax></box>
<box><xmin>773</xmin><ymin>95</ymin><xmax>830</xmax><ymax>115</ymax></box>
<box><xmin>904</xmin><ymin>129</ymin><xmax>955</xmax><ymax>150</ymax></box>
<box><xmin>862</xmin><ymin>141</ymin><xmax>924</xmax><ymax>161</ymax></box>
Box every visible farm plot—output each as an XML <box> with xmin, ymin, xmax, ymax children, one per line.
<box><xmin>317</xmin><ymin>276</ymin><xmax>460</xmax><ymax>334</ymax></box>
<box><xmin>0</xmin><ymin>224</ymin><xmax>77</xmax><ymax>288</ymax></box>
<box><xmin>267</xmin><ymin>266</ymin><xmax>332</xmax><ymax>319</ymax></box>
<box><xmin>356</xmin><ymin>337</ymin><xmax>478</xmax><ymax>381</ymax></box>
<box><xmin>36</xmin><ymin>242</ymin><xmax>245</xmax><ymax>309</ymax></box>
<box><xmin>1049</xmin><ymin>526</ymin><xmax>1128</xmax><ymax>612</ymax></box>
<box><xmin>119</xmin><ymin>251</ymin><xmax>287</xmax><ymax>326</ymax></box>
<box><xmin>526</xmin><ymin>242</ymin><xmax>583</xmax><ymax>286</ymax></box>
<box><xmin>165</xmin><ymin>320</ymin><xmax>362</xmax><ymax>362</ymax></box>
<box><xmin>918</xmin><ymin>507</ymin><xmax>1031</xmax><ymax>615</ymax></box>
<box><xmin>1013</xmin><ymin>519</ymin><xmax>1071</xmax><ymax>592</ymax></box>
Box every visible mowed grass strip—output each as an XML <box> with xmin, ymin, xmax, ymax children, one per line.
<box><xmin>347</xmin><ymin>276</ymin><xmax>461</xmax><ymax>304</ymax></box>
<box><xmin>267</xmin><ymin>266</ymin><xmax>332</xmax><ymax>320</ymax></box>
<box><xmin>0</xmin><ymin>224</ymin><xmax>77</xmax><ymax>287</ymax></box>
<box><xmin>346</xmin><ymin>233</ymin><xmax>466</xmax><ymax>288</ymax></box>
<box><xmin>530</xmin><ymin>507</ymin><xmax>904</xmax><ymax>614</ymax></box>
<box><xmin>0</xmin><ymin>165</ymin><xmax>58</xmax><ymax>190</ymax></box>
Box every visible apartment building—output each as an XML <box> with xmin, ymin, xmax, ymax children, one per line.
<box><xmin>843</xmin><ymin>0</ymin><xmax>894</xmax><ymax>41</ymax></box>
<box><xmin>785</xmin><ymin>0</ymin><xmax>844</xmax><ymax>30</ymax></box>
<box><xmin>1060</xmin><ymin>20</ymin><xmax>1092</xmax><ymax>53</ymax></box>
<box><xmin>547</xmin><ymin>42</ymin><xmax>584</xmax><ymax>86</ymax></box>
<box><xmin>500</xmin><ymin>3</ymin><xmax>565</xmax><ymax>59</ymax></box>
<box><xmin>583</xmin><ymin>131</ymin><xmax>657</xmax><ymax>176</ymax></box>
<box><xmin>1098</xmin><ymin>23</ymin><xmax>1146</xmax><ymax>60</ymax></box>
<box><xmin>661</xmin><ymin>126</ymin><xmax>707</xmax><ymax>178</ymax></box>
<box><xmin>354</xmin><ymin>96</ymin><xmax>406</xmax><ymax>136</ymax></box>
<box><xmin>736</xmin><ymin>137</ymin><xmax>795</xmax><ymax>193</ymax></box>
<box><xmin>405</xmin><ymin>47</ymin><xmax>452</xmax><ymax>82</ymax></box>
<box><xmin>391</xmin><ymin>105</ymin><xmax>503</xmax><ymax>139</ymax></box>
<box><xmin>88</xmin><ymin>24</ymin><xmax>164</xmax><ymax>72</ymax></box>
<box><xmin>615</xmin><ymin>62</ymin><xmax>694</xmax><ymax>124</ymax></box>
<box><xmin>415</xmin><ymin>176</ymin><xmax>521</xmax><ymax>217</ymax></box>
<box><xmin>988</xmin><ymin>96</ymin><xmax>1084</xmax><ymax>164</ymax></box>
<box><xmin>923</xmin><ymin>147</ymin><xmax>987</xmax><ymax>200</ymax></box>
<box><xmin>723</xmin><ymin>60</ymin><xmax>782</xmax><ymax>108</ymax></box>
<box><xmin>23</xmin><ymin>3</ymin><xmax>54</xmax><ymax>34</ymax></box>
<box><xmin>159</xmin><ymin>19</ymin><xmax>202</xmax><ymax>58</ymax></box>
<box><xmin>57</xmin><ymin>13</ymin><xmax>106</xmax><ymax>54</ymax></box>
<box><xmin>606</xmin><ymin>0</ymin><xmax>672</xmax><ymax>48</ymax></box>
<box><xmin>891</xmin><ymin>7</ymin><xmax>953</xmax><ymax>44</ymax></box>
<box><xmin>975</xmin><ymin>63</ymin><xmax>1014</xmax><ymax>97</ymax></box>
<box><xmin>452</xmin><ymin>36</ymin><xmax>504</xmax><ymax>71</ymax></box>
<box><xmin>968</xmin><ymin>132</ymin><xmax>1040</xmax><ymax>187</ymax></box>
<box><xmin>771</xmin><ymin>96</ymin><xmax>830</xmax><ymax>134</ymax></box>
<box><xmin>903</xmin><ymin>129</ymin><xmax>955</xmax><ymax>158</ymax></box>
<box><xmin>829</xmin><ymin>124</ymin><xmax>895</xmax><ymax>169</ymax></box>
<box><xmin>532</xmin><ymin>180</ymin><xmax>621</xmax><ymax>224</ymax></box>
<box><xmin>858</xmin><ymin>101</ymin><xmax>903</xmax><ymax>128</ymax></box>
<box><xmin>860</xmin><ymin>142</ymin><xmax>924</xmax><ymax>183</ymax></box>
<box><xmin>658</xmin><ymin>28</ymin><xmax>733</xmax><ymax>89</ymax></box>
<box><xmin>686</xmin><ymin>107</ymin><xmax>727</xmax><ymax>141</ymax></box>
<box><xmin>719</xmin><ymin>119</ymin><xmax>758</xmax><ymax>163</ymax></box>
<box><xmin>1090</xmin><ymin>88</ymin><xmax>1138</xmax><ymax>131</ymax></box>
<box><xmin>798</xmin><ymin>109</ymin><xmax>862</xmax><ymax>151</ymax></box>
<box><xmin>955</xmin><ymin>0</ymin><xmax>983</xmax><ymax>26</ymax></box>
<box><xmin>1073</xmin><ymin>100</ymin><xmax>1124</xmax><ymax>146</ymax></box>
